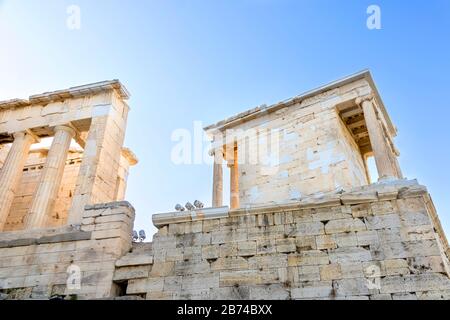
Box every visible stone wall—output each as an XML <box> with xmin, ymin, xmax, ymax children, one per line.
<box><xmin>0</xmin><ymin>202</ymin><xmax>134</xmax><ymax>300</ymax></box>
<box><xmin>117</xmin><ymin>180</ymin><xmax>450</xmax><ymax>300</ymax></box>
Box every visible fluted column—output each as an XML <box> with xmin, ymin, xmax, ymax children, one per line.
<box><xmin>358</xmin><ymin>95</ymin><xmax>397</xmax><ymax>181</ymax></box>
<box><xmin>0</xmin><ymin>131</ymin><xmax>36</xmax><ymax>231</ymax></box>
<box><xmin>26</xmin><ymin>125</ymin><xmax>75</xmax><ymax>229</ymax></box>
<box><xmin>212</xmin><ymin>148</ymin><xmax>223</xmax><ymax>207</ymax></box>
<box><xmin>229</xmin><ymin>143</ymin><xmax>239</xmax><ymax>209</ymax></box>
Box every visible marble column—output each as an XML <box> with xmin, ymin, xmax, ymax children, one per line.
<box><xmin>358</xmin><ymin>95</ymin><xmax>397</xmax><ymax>181</ymax></box>
<box><xmin>26</xmin><ymin>125</ymin><xmax>75</xmax><ymax>229</ymax></box>
<box><xmin>229</xmin><ymin>143</ymin><xmax>239</xmax><ymax>209</ymax></box>
<box><xmin>0</xmin><ymin>131</ymin><xmax>36</xmax><ymax>231</ymax></box>
<box><xmin>212</xmin><ymin>148</ymin><xmax>223</xmax><ymax>207</ymax></box>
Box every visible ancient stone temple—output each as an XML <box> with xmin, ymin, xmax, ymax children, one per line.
<box><xmin>1</xmin><ymin>71</ymin><xmax>450</xmax><ymax>300</ymax></box>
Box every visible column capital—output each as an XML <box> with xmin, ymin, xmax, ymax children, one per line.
<box><xmin>12</xmin><ymin>130</ymin><xmax>40</xmax><ymax>144</ymax></box>
<box><xmin>355</xmin><ymin>94</ymin><xmax>375</xmax><ymax>106</ymax></box>
<box><xmin>54</xmin><ymin>124</ymin><xmax>76</xmax><ymax>138</ymax></box>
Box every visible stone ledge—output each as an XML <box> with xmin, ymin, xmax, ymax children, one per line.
<box><xmin>37</xmin><ymin>231</ymin><xmax>92</xmax><ymax>244</ymax></box>
<box><xmin>85</xmin><ymin>201</ymin><xmax>135</xmax><ymax>212</ymax></box>
<box><xmin>151</xmin><ymin>180</ymin><xmax>428</xmax><ymax>228</ymax></box>
<box><xmin>0</xmin><ymin>231</ymin><xmax>92</xmax><ymax>248</ymax></box>
<box><xmin>0</xmin><ymin>225</ymin><xmax>81</xmax><ymax>242</ymax></box>
<box><xmin>115</xmin><ymin>255</ymin><xmax>154</xmax><ymax>267</ymax></box>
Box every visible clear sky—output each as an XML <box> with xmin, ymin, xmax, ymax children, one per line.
<box><xmin>1</xmin><ymin>0</ymin><xmax>449</xmax><ymax>238</ymax></box>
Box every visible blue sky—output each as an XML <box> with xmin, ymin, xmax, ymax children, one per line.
<box><xmin>0</xmin><ymin>0</ymin><xmax>449</xmax><ymax>238</ymax></box>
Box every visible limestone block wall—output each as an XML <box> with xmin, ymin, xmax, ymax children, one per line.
<box><xmin>0</xmin><ymin>202</ymin><xmax>134</xmax><ymax>299</ymax></box>
<box><xmin>0</xmin><ymin>90</ymin><xmax>117</xmax><ymax>134</ymax></box>
<box><xmin>118</xmin><ymin>181</ymin><xmax>450</xmax><ymax>300</ymax></box>
<box><xmin>236</xmin><ymin>79</ymin><xmax>370</xmax><ymax>206</ymax></box>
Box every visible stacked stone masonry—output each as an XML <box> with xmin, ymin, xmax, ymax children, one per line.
<box><xmin>113</xmin><ymin>181</ymin><xmax>450</xmax><ymax>300</ymax></box>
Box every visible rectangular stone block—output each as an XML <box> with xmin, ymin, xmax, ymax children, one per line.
<box><xmin>365</xmin><ymin>214</ymin><xmax>401</xmax><ymax>230</ymax></box>
<box><xmin>288</xmin><ymin>250</ymin><xmax>329</xmax><ymax>266</ymax></box>
<box><xmin>370</xmin><ymin>201</ymin><xmax>396</xmax><ymax>215</ymax></box>
<box><xmin>298</xmin><ymin>265</ymin><xmax>320</xmax><ymax>281</ymax></box>
<box><xmin>295</xmin><ymin>221</ymin><xmax>324</xmax><ymax>236</ymax></box>
<box><xmin>381</xmin><ymin>259</ymin><xmax>409</xmax><ymax>276</ymax></box>
<box><xmin>397</xmin><ymin>198</ymin><xmax>427</xmax><ymax>214</ymax></box>
<box><xmin>202</xmin><ymin>245</ymin><xmax>219</xmax><ymax>260</ymax></box>
<box><xmin>182</xmin><ymin>273</ymin><xmax>219</xmax><ymax>290</ymax></box>
<box><xmin>115</xmin><ymin>255</ymin><xmax>153</xmax><ymax>267</ymax></box>
<box><xmin>163</xmin><ymin>276</ymin><xmax>182</xmax><ymax>292</ymax></box>
<box><xmin>401</xmin><ymin>225</ymin><xmax>435</xmax><ymax>242</ymax></box>
<box><xmin>400</xmin><ymin>211</ymin><xmax>431</xmax><ymax>227</ymax></box>
<box><xmin>211</xmin><ymin>257</ymin><xmax>248</xmax><ymax>271</ymax></box>
<box><xmin>356</xmin><ymin>230</ymin><xmax>379</xmax><ymax>246</ymax></box>
<box><xmin>182</xmin><ymin>246</ymin><xmax>202</xmax><ymax>262</ymax></box>
<box><xmin>149</xmin><ymin>261</ymin><xmax>175</xmax><ymax>277</ymax></box>
<box><xmin>165</xmin><ymin>248</ymin><xmax>184</xmax><ymax>262</ymax></box>
<box><xmin>203</xmin><ymin>219</ymin><xmax>220</xmax><ymax>233</ymax></box>
<box><xmin>325</xmin><ymin>218</ymin><xmax>366</xmax><ymax>234</ymax></box>
<box><xmin>315</xmin><ymin>235</ymin><xmax>337</xmax><ymax>250</ymax></box>
<box><xmin>146</xmin><ymin>291</ymin><xmax>176</xmax><ymax>300</ymax></box>
<box><xmin>211</xmin><ymin>230</ymin><xmax>247</xmax><ymax>244</ymax></box>
<box><xmin>174</xmin><ymin>259</ymin><xmax>210</xmax><ymax>275</ymax></box>
<box><xmin>329</xmin><ymin>247</ymin><xmax>371</xmax><ymax>264</ymax></box>
<box><xmin>237</xmin><ymin>241</ymin><xmax>257</xmax><ymax>257</ymax></box>
<box><xmin>416</xmin><ymin>290</ymin><xmax>450</xmax><ymax>300</ymax></box>
<box><xmin>380</xmin><ymin>273</ymin><xmax>450</xmax><ymax>294</ymax></box>
<box><xmin>370</xmin><ymin>294</ymin><xmax>392</xmax><ymax>300</ymax></box>
<box><xmin>291</xmin><ymin>281</ymin><xmax>333</xmax><ymax>299</ymax></box>
<box><xmin>95</xmin><ymin>214</ymin><xmax>131</xmax><ymax>224</ymax></box>
<box><xmin>382</xmin><ymin>240</ymin><xmax>440</xmax><ymax>260</ymax></box>
<box><xmin>209</xmin><ymin>286</ymin><xmax>250</xmax><ymax>300</ymax></box>
<box><xmin>256</xmin><ymin>239</ymin><xmax>277</xmax><ymax>255</ymax></box>
<box><xmin>351</xmin><ymin>203</ymin><xmax>372</xmax><ymax>218</ymax></box>
<box><xmin>249</xmin><ymin>284</ymin><xmax>290</xmax><ymax>300</ymax></box>
<box><xmin>276</xmin><ymin>238</ymin><xmax>296</xmax><ymax>253</ymax></box>
<box><xmin>295</xmin><ymin>236</ymin><xmax>317</xmax><ymax>250</ymax></box>
<box><xmin>249</xmin><ymin>254</ymin><xmax>288</xmax><ymax>269</ymax></box>
<box><xmin>113</xmin><ymin>265</ymin><xmax>150</xmax><ymax>281</ymax></box>
<box><xmin>333</xmin><ymin>278</ymin><xmax>370</xmax><ymax>297</ymax></box>
<box><xmin>127</xmin><ymin>278</ymin><xmax>148</xmax><ymax>294</ymax></box>
<box><xmin>392</xmin><ymin>293</ymin><xmax>417</xmax><ymax>300</ymax></box>
<box><xmin>219</xmin><ymin>269</ymin><xmax>279</xmax><ymax>286</ymax></box>
<box><xmin>218</xmin><ymin>242</ymin><xmax>238</xmax><ymax>257</ymax></box>
<box><xmin>312</xmin><ymin>207</ymin><xmax>352</xmax><ymax>221</ymax></box>
<box><xmin>407</xmin><ymin>256</ymin><xmax>446</xmax><ymax>274</ymax></box>
<box><xmin>341</xmin><ymin>191</ymin><xmax>378</xmax><ymax>205</ymax></box>
<box><xmin>334</xmin><ymin>233</ymin><xmax>357</xmax><ymax>247</ymax></box>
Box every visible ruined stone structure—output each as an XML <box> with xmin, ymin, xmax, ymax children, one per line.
<box><xmin>0</xmin><ymin>81</ymin><xmax>138</xmax><ymax>298</ymax></box>
<box><xmin>1</xmin><ymin>71</ymin><xmax>450</xmax><ymax>300</ymax></box>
